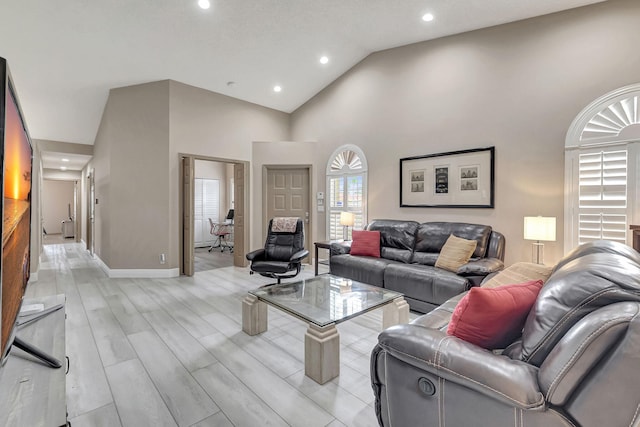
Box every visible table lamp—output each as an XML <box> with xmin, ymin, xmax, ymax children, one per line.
<box><xmin>340</xmin><ymin>212</ymin><xmax>355</xmax><ymax>241</ymax></box>
<box><xmin>524</xmin><ymin>216</ymin><xmax>556</xmax><ymax>264</ymax></box>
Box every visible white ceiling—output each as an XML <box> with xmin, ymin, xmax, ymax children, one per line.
<box><xmin>2</xmin><ymin>0</ymin><xmax>605</xmax><ymax>148</ymax></box>
<box><xmin>40</xmin><ymin>152</ymin><xmax>93</xmax><ymax>172</ymax></box>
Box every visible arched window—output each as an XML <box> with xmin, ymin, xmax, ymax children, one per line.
<box><xmin>564</xmin><ymin>84</ymin><xmax>640</xmax><ymax>251</ymax></box>
<box><xmin>326</xmin><ymin>145</ymin><xmax>368</xmax><ymax>240</ymax></box>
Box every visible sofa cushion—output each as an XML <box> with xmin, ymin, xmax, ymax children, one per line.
<box><xmin>384</xmin><ymin>263</ymin><xmax>470</xmax><ymax>307</ymax></box>
<box><xmin>367</xmin><ymin>219</ymin><xmax>418</xmax><ymax>263</ymax></box>
<box><xmin>435</xmin><ymin>235</ymin><xmax>477</xmax><ymax>273</ymax></box>
<box><xmin>447</xmin><ymin>279</ymin><xmax>544</xmax><ymax>349</ymax></box>
<box><xmin>350</xmin><ymin>230</ymin><xmax>381</xmax><ymax>257</ymax></box>
<box><xmin>481</xmin><ymin>262</ymin><xmax>552</xmax><ymax>289</ymax></box>
<box><xmin>415</xmin><ymin>222</ymin><xmax>492</xmax><ymax>260</ymax></box>
<box><xmin>329</xmin><ymin>254</ymin><xmax>396</xmax><ymax>287</ymax></box>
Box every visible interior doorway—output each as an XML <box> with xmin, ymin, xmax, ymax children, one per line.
<box><xmin>41</xmin><ymin>179</ymin><xmax>78</xmax><ymax>245</ymax></box>
<box><xmin>263</xmin><ymin>165</ymin><xmax>312</xmax><ymax>258</ymax></box>
<box><xmin>180</xmin><ymin>154</ymin><xmax>249</xmax><ymax>276</ymax></box>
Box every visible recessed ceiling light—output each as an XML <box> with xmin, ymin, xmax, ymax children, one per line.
<box><xmin>198</xmin><ymin>0</ymin><xmax>210</xmax><ymax>10</ymax></box>
<box><xmin>273</xmin><ymin>85</ymin><xmax>282</xmax><ymax>93</ymax></box>
<box><xmin>320</xmin><ymin>56</ymin><xmax>329</xmax><ymax>65</ymax></box>
<box><xmin>62</xmin><ymin>158</ymin><xmax>69</xmax><ymax>162</ymax></box>
<box><xmin>60</xmin><ymin>166</ymin><xmax>67</xmax><ymax>171</ymax></box>
<box><xmin>422</xmin><ymin>13</ymin><xmax>434</xmax><ymax>22</ymax></box>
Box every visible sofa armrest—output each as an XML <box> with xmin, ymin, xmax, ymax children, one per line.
<box><xmin>457</xmin><ymin>258</ymin><xmax>504</xmax><ymax>276</ymax></box>
<box><xmin>246</xmin><ymin>248</ymin><xmax>265</xmax><ymax>261</ymax></box>
<box><xmin>376</xmin><ymin>325</ymin><xmax>544</xmax><ymax>410</ymax></box>
<box><xmin>290</xmin><ymin>249</ymin><xmax>310</xmax><ymax>263</ymax></box>
<box><xmin>330</xmin><ymin>241</ymin><xmax>351</xmax><ymax>256</ymax></box>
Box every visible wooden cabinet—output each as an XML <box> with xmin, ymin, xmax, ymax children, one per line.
<box><xmin>631</xmin><ymin>225</ymin><xmax>640</xmax><ymax>252</ymax></box>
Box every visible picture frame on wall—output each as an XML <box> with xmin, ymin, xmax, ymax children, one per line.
<box><xmin>400</xmin><ymin>147</ymin><xmax>495</xmax><ymax>208</ymax></box>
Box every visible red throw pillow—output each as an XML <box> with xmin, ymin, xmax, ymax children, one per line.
<box><xmin>446</xmin><ymin>280</ymin><xmax>544</xmax><ymax>349</ymax></box>
<box><xmin>350</xmin><ymin>230</ymin><xmax>381</xmax><ymax>258</ymax></box>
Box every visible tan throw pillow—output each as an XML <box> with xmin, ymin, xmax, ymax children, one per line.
<box><xmin>481</xmin><ymin>262</ymin><xmax>553</xmax><ymax>289</ymax></box>
<box><xmin>435</xmin><ymin>234</ymin><xmax>478</xmax><ymax>273</ymax></box>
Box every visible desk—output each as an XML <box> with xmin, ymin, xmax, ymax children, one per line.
<box><xmin>0</xmin><ymin>294</ymin><xmax>67</xmax><ymax>427</ymax></box>
<box><xmin>631</xmin><ymin>225</ymin><xmax>640</xmax><ymax>251</ymax></box>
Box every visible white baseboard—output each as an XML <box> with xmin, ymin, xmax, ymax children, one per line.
<box><xmin>28</xmin><ymin>272</ymin><xmax>38</xmax><ymax>283</ymax></box>
<box><xmin>95</xmin><ymin>256</ymin><xmax>179</xmax><ymax>278</ymax></box>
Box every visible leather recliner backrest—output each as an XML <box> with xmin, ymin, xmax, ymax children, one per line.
<box><xmin>485</xmin><ymin>231</ymin><xmax>506</xmax><ymax>261</ymax></box>
<box><xmin>551</xmin><ymin>239</ymin><xmax>640</xmax><ymax>275</ymax></box>
<box><xmin>414</xmin><ymin>222</ymin><xmax>492</xmax><ymax>259</ymax></box>
<box><xmin>517</xmin><ymin>251</ymin><xmax>640</xmax><ymax>367</ymax></box>
<box><xmin>366</xmin><ymin>219</ymin><xmax>419</xmax><ymax>263</ymax></box>
<box><xmin>264</xmin><ymin>218</ymin><xmax>305</xmax><ymax>262</ymax></box>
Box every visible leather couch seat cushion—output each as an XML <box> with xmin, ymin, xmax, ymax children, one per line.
<box><xmin>384</xmin><ymin>263</ymin><xmax>470</xmax><ymax>306</ymax></box>
<box><xmin>330</xmin><ymin>254</ymin><xmax>396</xmax><ymax>287</ymax></box>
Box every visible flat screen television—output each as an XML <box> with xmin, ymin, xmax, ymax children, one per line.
<box><xmin>0</xmin><ymin>57</ymin><xmax>60</xmax><ymax>368</ymax></box>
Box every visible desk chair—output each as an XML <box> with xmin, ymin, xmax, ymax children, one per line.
<box><xmin>208</xmin><ymin>218</ymin><xmax>233</xmax><ymax>253</ymax></box>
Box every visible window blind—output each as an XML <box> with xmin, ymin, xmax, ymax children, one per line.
<box><xmin>578</xmin><ymin>149</ymin><xmax>627</xmax><ymax>244</ymax></box>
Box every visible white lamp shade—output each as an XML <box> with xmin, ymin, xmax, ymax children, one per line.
<box><xmin>339</xmin><ymin>212</ymin><xmax>355</xmax><ymax>227</ymax></box>
<box><xmin>524</xmin><ymin>216</ymin><xmax>556</xmax><ymax>241</ymax></box>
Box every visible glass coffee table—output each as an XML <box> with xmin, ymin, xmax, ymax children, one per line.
<box><xmin>242</xmin><ymin>274</ymin><xmax>409</xmax><ymax>384</ymax></box>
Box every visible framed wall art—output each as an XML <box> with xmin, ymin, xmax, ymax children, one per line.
<box><xmin>400</xmin><ymin>147</ymin><xmax>495</xmax><ymax>208</ymax></box>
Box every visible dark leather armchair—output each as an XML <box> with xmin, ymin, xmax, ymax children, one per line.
<box><xmin>371</xmin><ymin>240</ymin><xmax>640</xmax><ymax>427</ymax></box>
<box><xmin>246</xmin><ymin>218</ymin><xmax>309</xmax><ymax>283</ymax></box>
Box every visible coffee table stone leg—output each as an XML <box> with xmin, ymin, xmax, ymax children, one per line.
<box><xmin>242</xmin><ymin>294</ymin><xmax>267</xmax><ymax>336</ymax></box>
<box><xmin>305</xmin><ymin>323</ymin><xmax>340</xmax><ymax>384</ymax></box>
<box><xmin>382</xmin><ymin>297</ymin><xmax>410</xmax><ymax>330</ymax></box>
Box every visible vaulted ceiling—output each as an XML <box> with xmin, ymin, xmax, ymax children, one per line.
<box><xmin>1</xmin><ymin>0</ymin><xmax>605</xmax><ymax>149</ymax></box>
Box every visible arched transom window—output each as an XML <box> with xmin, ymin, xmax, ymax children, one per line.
<box><xmin>326</xmin><ymin>145</ymin><xmax>368</xmax><ymax>240</ymax></box>
<box><xmin>565</xmin><ymin>84</ymin><xmax>640</xmax><ymax>252</ymax></box>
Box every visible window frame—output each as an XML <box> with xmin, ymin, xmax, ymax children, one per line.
<box><xmin>325</xmin><ymin>144</ymin><xmax>368</xmax><ymax>241</ymax></box>
<box><xmin>564</xmin><ymin>84</ymin><xmax>640</xmax><ymax>252</ymax></box>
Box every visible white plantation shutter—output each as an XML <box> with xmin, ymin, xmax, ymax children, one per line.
<box><xmin>194</xmin><ymin>178</ymin><xmax>220</xmax><ymax>247</ymax></box>
<box><xmin>326</xmin><ymin>145</ymin><xmax>368</xmax><ymax>240</ymax></box>
<box><xmin>578</xmin><ymin>149</ymin><xmax>627</xmax><ymax>244</ymax></box>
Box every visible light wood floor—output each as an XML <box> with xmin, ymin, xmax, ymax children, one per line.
<box><xmin>194</xmin><ymin>247</ymin><xmax>234</xmax><ymax>272</ymax></box>
<box><xmin>24</xmin><ymin>242</ymin><xmax>401</xmax><ymax>427</ymax></box>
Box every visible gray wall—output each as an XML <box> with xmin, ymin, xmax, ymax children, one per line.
<box><xmin>91</xmin><ymin>80</ymin><xmax>289</xmax><ymax>271</ymax></box>
<box><xmin>168</xmin><ymin>81</ymin><xmax>290</xmax><ymax>266</ymax></box>
<box><xmin>289</xmin><ymin>0</ymin><xmax>640</xmax><ymax>265</ymax></box>
<box><xmin>81</xmin><ymin>0</ymin><xmax>640</xmax><ymax>271</ymax></box>
<box><xmin>93</xmin><ymin>80</ymin><xmax>171</xmax><ymax>269</ymax></box>
<box><xmin>42</xmin><ymin>180</ymin><xmax>75</xmax><ymax>234</ymax></box>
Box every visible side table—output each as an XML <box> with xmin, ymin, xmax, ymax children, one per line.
<box><xmin>631</xmin><ymin>225</ymin><xmax>640</xmax><ymax>251</ymax></box>
<box><xmin>314</xmin><ymin>241</ymin><xmax>332</xmax><ymax>275</ymax></box>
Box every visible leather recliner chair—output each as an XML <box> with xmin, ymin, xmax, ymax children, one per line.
<box><xmin>246</xmin><ymin>218</ymin><xmax>309</xmax><ymax>284</ymax></box>
<box><xmin>371</xmin><ymin>240</ymin><xmax>640</xmax><ymax>427</ymax></box>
